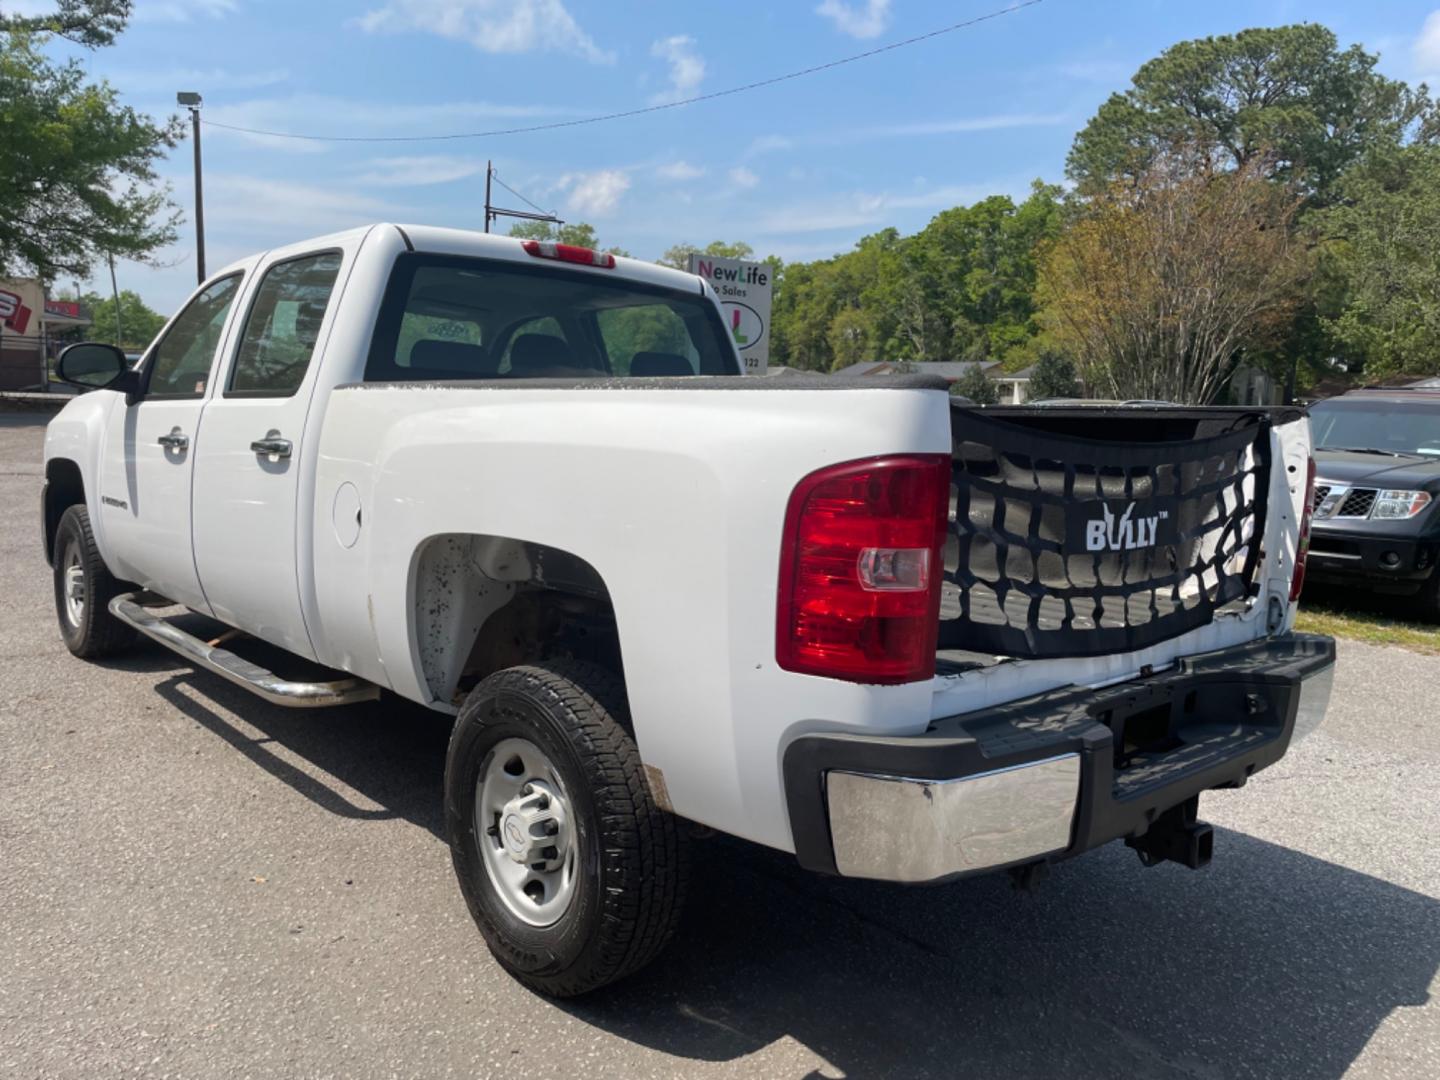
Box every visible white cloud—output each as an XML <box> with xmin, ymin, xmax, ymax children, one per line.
<box><xmin>358</xmin><ymin>0</ymin><xmax>612</xmax><ymax>63</ymax></box>
<box><xmin>649</xmin><ymin>35</ymin><xmax>705</xmax><ymax>105</ymax></box>
<box><xmin>205</xmin><ymin>175</ymin><xmax>405</xmax><ymax>231</ymax></box>
<box><xmin>113</xmin><ymin>67</ymin><xmax>290</xmax><ymax>94</ymax></box>
<box><xmin>815</xmin><ymin>0</ymin><xmax>891</xmax><ymax>40</ymax></box>
<box><xmin>745</xmin><ymin>113</ymin><xmax>1068</xmax><ymax>157</ymax></box>
<box><xmin>744</xmin><ymin>134</ymin><xmax>794</xmax><ymax>158</ymax></box>
<box><xmin>203</xmin><ymin>94</ymin><xmax>578</xmax><ymax>151</ymax></box>
<box><xmin>728</xmin><ymin>166</ymin><xmax>759</xmax><ymax>189</ymax></box>
<box><xmin>355</xmin><ymin>155</ymin><xmax>487</xmax><ymax>187</ymax></box>
<box><xmin>755</xmin><ymin>178</ymin><xmax>1033</xmax><ymax>234</ymax></box>
<box><xmin>1416</xmin><ymin>11</ymin><xmax>1440</xmax><ymax>80</ymax></box>
<box><xmin>558</xmin><ymin>170</ymin><xmax>631</xmax><ymax>216</ymax></box>
<box><xmin>657</xmin><ymin>160</ymin><xmax>704</xmax><ymax>181</ymax></box>
<box><xmin>135</xmin><ymin>0</ymin><xmax>239</xmax><ymax>22</ymax></box>
<box><xmin>1056</xmin><ymin>59</ymin><xmax>1135</xmax><ymax>85</ymax></box>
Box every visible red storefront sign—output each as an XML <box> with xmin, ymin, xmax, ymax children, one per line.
<box><xmin>0</xmin><ymin>289</ymin><xmax>34</xmax><ymax>335</ymax></box>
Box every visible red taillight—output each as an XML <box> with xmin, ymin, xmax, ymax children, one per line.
<box><xmin>777</xmin><ymin>455</ymin><xmax>950</xmax><ymax>684</ymax></box>
<box><xmin>520</xmin><ymin>239</ymin><xmax>616</xmax><ymax>269</ymax></box>
<box><xmin>1291</xmin><ymin>457</ymin><xmax>1316</xmax><ymax>602</ymax></box>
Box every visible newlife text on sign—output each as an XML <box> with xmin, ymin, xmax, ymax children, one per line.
<box><xmin>688</xmin><ymin>254</ymin><xmax>772</xmax><ymax>374</ymax></box>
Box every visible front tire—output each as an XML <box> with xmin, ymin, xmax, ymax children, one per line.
<box><xmin>444</xmin><ymin>661</ymin><xmax>688</xmax><ymax>997</ymax></box>
<box><xmin>52</xmin><ymin>504</ymin><xmax>136</xmax><ymax>659</ymax></box>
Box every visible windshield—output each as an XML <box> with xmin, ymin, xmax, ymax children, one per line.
<box><xmin>1309</xmin><ymin>400</ymin><xmax>1440</xmax><ymax>457</ymax></box>
<box><xmin>366</xmin><ymin>253</ymin><xmax>739</xmax><ymax>382</ymax></box>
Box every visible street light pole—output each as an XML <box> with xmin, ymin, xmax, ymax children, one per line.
<box><xmin>177</xmin><ymin>91</ymin><xmax>206</xmax><ymax>283</ymax></box>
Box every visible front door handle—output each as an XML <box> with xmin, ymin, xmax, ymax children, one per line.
<box><xmin>157</xmin><ymin>429</ymin><xmax>189</xmax><ymax>450</ymax></box>
<box><xmin>251</xmin><ymin>436</ymin><xmax>293</xmax><ymax>459</ymax></box>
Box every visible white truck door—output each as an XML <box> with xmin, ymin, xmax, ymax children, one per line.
<box><xmin>98</xmin><ymin>273</ymin><xmax>245</xmax><ymax>612</ymax></box>
<box><xmin>189</xmin><ymin>249</ymin><xmax>345</xmax><ymax>660</ymax></box>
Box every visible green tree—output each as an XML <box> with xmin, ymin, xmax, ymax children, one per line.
<box><xmin>82</xmin><ymin>289</ymin><xmax>165</xmax><ymax>349</ymax></box>
<box><xmin>764</xmin><ymin>183</ymin><xmax>1061</xmax><ymax>371</ymax></box>
<box><xmin>1026</xmin><ymin>351</ymin><xmax>1081</xmax><ymax>399</ymax></box>
<box><xmin>507</xmin><ymin>220</ymin><xmax>629</xmax><ymax>256</ymax></box>
<box><xmin>1040</xmin><ymin>145</ymin><xmax>1307</xmax><ymax>403</ymax></box>
<box><xmin>1067</xmin><ymin>24</ymin><xmax>1436</xmax><ymax>205</ymax></box>
<box><xmin>0</xmin><ymin>0</ymin><xmax>130</xmax><ymax>46</ymax></box>
<box><xmin>826</xmin><ymin>306</ymin><xmax>871</xmax><ymax>371</ymax></box>
<box><xmin>0</xmin><ymin>7</ymin><xmax>180</xmax><ymax>280</ymax></box>
<box><xmin>658</xmin><ymin>240</ymin><xmax>754</xmax><ymax>270</ymax></box>
<box><xmin>1319</xmin><ymin>145</ymin><xmax>1440</xmax><ymax>377</ymax></box>
<box><xmin>951</xmin><ymin>364</ymin><xmax>1000</xmax><ymax>404</ymax></box>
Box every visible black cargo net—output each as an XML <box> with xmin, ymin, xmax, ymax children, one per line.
<box><xmin>940</xmin><ymin>408</ymin><xmax>1271</xmax><ymax>659</ymax></box>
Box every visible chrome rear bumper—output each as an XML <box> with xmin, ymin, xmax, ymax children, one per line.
<box><xmin>785</xmin><ymin>634</ymin><xmax>1336</xmax><ymax>884</ymax></box>
<box><xmin>827</xmin><ymin>755</ymin><xmax>1080</xmax><ymax>883</ymax></box>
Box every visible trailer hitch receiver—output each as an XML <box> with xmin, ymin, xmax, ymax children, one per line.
<box><xmin>1126</xmin><ymin>797</ymin><xmax>1213</xmax><ymax>870</ymax></box>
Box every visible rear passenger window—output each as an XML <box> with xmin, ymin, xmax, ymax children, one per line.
<box><xmin>596</xmin><ymin>305</ymin><xmax>699</xmax><ymax>376</ymax></box>
<box><xmin>498</xmin><ymin>316</ymin><xmax>567</xmax><ymax>373</ymax></box>
<box><xmin>228</xmin><ymin>252</ymin><xmax>342</xmax><ymax>396</ymax></box>
<box><xmin>364</xmin><ymin>253</ymin><xmax>737</xmax><ymax>382</ymax></box>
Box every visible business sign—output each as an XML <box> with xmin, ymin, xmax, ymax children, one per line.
<box><xmin>688</xmin><ymin>254</ymin><xmax>772</xmax><ymax>374</ymax></box>
<box><xmin>44</xmin><ymin>299</ymin><xmax>83</xmax><ymax>320</ymax></box>
<box><xmin>0</xmin><ymin>287</ymin><xmax>35</xmax><ymax>336</ymax></box>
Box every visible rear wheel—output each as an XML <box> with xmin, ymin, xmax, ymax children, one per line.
<box><xmin>52</xmin><ymin>504</ymin><xmax>136</xmax><ymax>659</ymax></box>
<box><xmin>444</xmin><ymin>661</ymin><xmax>687</xmax><ymax>997</ymax></box>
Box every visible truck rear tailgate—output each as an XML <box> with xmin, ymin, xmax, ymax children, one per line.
<box><xmin>939</xmin><ymin>403</ymin><xmax>1305</xmax><ymax>662</ymax></box>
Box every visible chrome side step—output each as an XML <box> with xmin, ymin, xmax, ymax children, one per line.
<box><xmin>109</xmin><ymin>594</ymin><xmax>381</xmax><ymax>709</ymax></box>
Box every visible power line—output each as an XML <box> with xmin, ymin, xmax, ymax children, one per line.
<box><xmin>490</xmin><ymin>170</ymin><xmax>554</xmax><ymax>217</ymax></box>
<box><xmin>200</xmin><ymin>0</ymin><xmax>1045</xmax><ymax>145</ymax></box>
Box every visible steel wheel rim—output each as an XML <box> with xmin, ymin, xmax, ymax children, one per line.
<box><xmin>61</xmin><ymin>543</ymin><xmax>85</xmax><ymax>628</ymax></box>
<box><xmin>475</xmin><ymin>736</ymin><xmax>578</xmax><ymax>928</ymax></box>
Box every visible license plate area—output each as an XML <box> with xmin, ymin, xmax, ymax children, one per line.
<box><xmin>1092</xmin><ymin>676</ymin><xmax>1288</xmax><ymax>797</ymax></box>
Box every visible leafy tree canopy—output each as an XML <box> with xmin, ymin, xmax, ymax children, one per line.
<box><xmin>766</xmin><ymin>183</ymin><xmax>1062</xmax><ymax>372</ymax></box>
<box><xmin>658</xmin><ymin>240</ymin><xmax>754</xmax><ymax>270</ymax></box>
<box><xmin>507</xmin><ymin>219</ymin><xmax>629</xmax><ymax>256</ymax></box>
<box><xmin>0</xmin><ymin>0</ymin><xmax>130</xmax><ymax>47</ymax></box>
<box><xmin>1041</xmin><ymin>144</ymin><xmax>1307</xmax><ymax>403</ymax></box>
<box><xmin>78</xmin><ymin>288</ymin><xmax>166</xmax><ymax>350</ymax></box>
<box><xmin>950</xmin><ymin>364</ymin><xmax>1000</xmax><ymax>404</ymax></box>
<box><xmin>0</xmin><ymin>6</ymin><xmax>179</xmax><ymax>281</ymax></box>
<box><xmin>1318</xmin><ymin>144</ymin><xmax>1440</xmax><ymax>377</ymax></box>
<box><xmin>1067</xmin><ymin>24</ymin><xmax>1436</xmax><ymax>204</ymax></box>
<box><xmin>1026</xmin><ymin>351</ymin><xmax>1081</xmax><ymax>400</ymax></box>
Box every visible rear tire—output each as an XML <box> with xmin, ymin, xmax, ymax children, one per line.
<box><xmin>52</xmin><ymin>504</ymin><xmax>136</xmax><ymax>659</ymax></box>
<box><xmin>444</xmin><ymin>661</ymin><xmax>688</xmax><ymax>997</ymax></box>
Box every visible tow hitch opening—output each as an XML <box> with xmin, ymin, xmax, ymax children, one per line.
<box><xmin>1126</xmin><ymin>797</ymin><xmax>1214</xmax><ymax>870</ymax></box>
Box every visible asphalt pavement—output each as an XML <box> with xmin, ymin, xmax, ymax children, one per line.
<box><xmin>2</xmin><ymin>409</ymin><xmax>1438</xmax><ymax>1079</ymax></box>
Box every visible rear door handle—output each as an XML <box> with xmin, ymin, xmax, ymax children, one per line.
<box><xmin>157</xmin><ymin>429</ymin><xmax>189</xmax><ymax>450</ymax></box>
<box><xmin>251</xmin><ymin>437</ymin><xmax>293</xmax><ymax>458</ymax></box>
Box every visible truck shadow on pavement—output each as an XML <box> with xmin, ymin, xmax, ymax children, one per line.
<box><xmin>146</xmin><ymin>665</ymin><xmax>1437</xmax><ymax>1080</ymax></box>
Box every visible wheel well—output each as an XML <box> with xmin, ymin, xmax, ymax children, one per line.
<box><xmin>43</xmin><ymin>459</ymin><xmax>85</xmax><ymax>566</ymax></box>
<box><xmin>411</xmin><ymin>534</ymin><xmax>622</xmax><ymax>706</ymax></box>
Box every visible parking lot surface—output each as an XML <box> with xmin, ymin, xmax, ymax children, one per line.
<box><xmin>2</xmin><ymin>410</ymin><xmax>1438</xmax><ymax>1079</ymax></box>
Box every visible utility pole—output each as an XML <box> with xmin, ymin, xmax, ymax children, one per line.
<box><xmin>108</xmin><ymin>252</ymin><xmax>123</xmax><ymax>347</ymax></box>
<box><xmin>483</xmin><ymin>161</ymin><xmax>563</xmax><ymax>236</ymax></box>
<box><xmin>177</xmin><ymin>91</ymin><xmax>206</xmax><ymax>282</ymax></box>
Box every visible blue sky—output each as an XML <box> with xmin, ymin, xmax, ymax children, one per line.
<box><xmin>45</xmin><ymin>0</ymin><xmax>1440</xmax><ymax>312</ymax></box>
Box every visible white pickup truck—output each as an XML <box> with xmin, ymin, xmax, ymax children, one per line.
<box><xmin>43</xmin><ymin>225</ymin><xmax>1335</xmax><ymax>996</ymax></box>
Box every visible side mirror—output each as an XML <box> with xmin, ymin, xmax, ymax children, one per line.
<box><xmin>56</xmin><ymin>342</ymin><xmax>141</xmax><ymax>398</ymax></box>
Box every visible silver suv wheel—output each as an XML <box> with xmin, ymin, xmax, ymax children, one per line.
<box><xmin>475</xmin><ymin>736</ymin><xmax>578</xmax><ymax>927</ymax></box>
<box><xmin>61</xmin><ymin>541</ymin><xmax>85</xmax><ymax>628</ymax></box>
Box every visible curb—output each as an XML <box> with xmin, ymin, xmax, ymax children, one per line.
<box><xmin>1</xmin><ymin>392</ymin><xmax>73</xmax><ymax>413</ymax></box>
